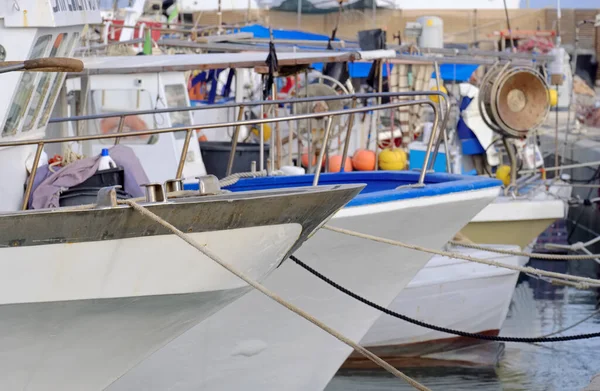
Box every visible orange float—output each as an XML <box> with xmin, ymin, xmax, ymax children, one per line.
<box><xmin>301</xmin><ymin>153</ymin><xmax>326</xmax><ymax>168</ymax></box>
<box><xmin>351</xmin><ymin>149</ymin><xmax>376</xmax><ymax>171</ymax></box>
<box><xmin>99</xmin><ymin>115</ymin><xmax>151</xmax><ymax>143</ymax></box>
<box><xmin>328</xmin><ymin>155</ymin><xmax>353</xmax><ymax>173</ymax></box>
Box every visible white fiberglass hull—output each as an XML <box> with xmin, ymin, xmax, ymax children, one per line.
<box><xmin>109</xmin><ymin>186</ymin><xmax>499</xmax><ymax>391</ymax></box>
<box><xmin>349</xmin><ymin>245</ymin><xmax>524</xmax><ymax>367</ymax></box>
<box><xmin>0</xmin><ymin>224</ymin><xmax>301</xmax><ymax>391</ymax></box>
<box><xmin>461</xmin><ymin>181</ymin><xmax>570</xmax><ymax>248</ymax></box>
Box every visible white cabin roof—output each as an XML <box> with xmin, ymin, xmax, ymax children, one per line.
<box><xmin>77</xmin><ymin>50</ymin><xmax>396</xmax><ymax>75</ymax></box>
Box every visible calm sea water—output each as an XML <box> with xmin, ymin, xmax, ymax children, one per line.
<box><xmin>326</xmin><ymin>258</ymin><xmax>600</xmax><ymax>391</ymax></box>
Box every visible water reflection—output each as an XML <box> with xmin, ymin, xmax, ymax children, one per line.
<box><xmin>327</xmin><ymin>259</ymin><xmax>600</xmax><ymax>391</ymax></box>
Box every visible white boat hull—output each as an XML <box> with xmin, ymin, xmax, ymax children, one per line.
<box><xmin>348</xmin><ymin>245</ymin><xmax>524</xmax><ymax>367</ymax></box>
<box><xmin>461</xmin><ymin>181</ymin><xmax>570</xmax><ymax>248</ymax></box>
<box><xmin>109</xmin><ymin>187</ymin><xmax>499</xmax><ymax>391</ymax></box>
<box><xmin>0</xmin><ymin>224</ymin><xmax>301</xmax><ymax>390</ymax></box>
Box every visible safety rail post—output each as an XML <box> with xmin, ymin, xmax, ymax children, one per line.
<box><xmin>22</xmin><ymin>142</ymin><xmax>44</xmax><ymax>210</ymax></box>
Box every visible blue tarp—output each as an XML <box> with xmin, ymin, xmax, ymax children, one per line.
<box><xmin>238</xmin><ymin>25</ymin><xmax>477</xmax><ymax>81</ymax></box>
<box><xmin>239</xmin><ymin>24</ymin><xmax>336</xmax><ymax>42</ymax></box>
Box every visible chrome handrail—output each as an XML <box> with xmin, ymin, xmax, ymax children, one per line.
<box><xmin>12</xmin><ymin>98</ymin><xmax>440</xmax><ymax>210</ymax></box>
<box><xmin>49</xmin><ymin>91</ymin><xmax>452</xmax><ymax>179</ymax></box>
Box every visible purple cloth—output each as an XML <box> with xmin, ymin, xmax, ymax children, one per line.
<box><xmin>30</xmin><ymin>145</ymin><xmax>149</xmax><ymax>209</ymax></box>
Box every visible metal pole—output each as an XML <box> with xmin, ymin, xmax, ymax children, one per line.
<box><xmin>217</xmin><ymin>0</ymin><xmax>223</xmax><ymax>35</ymax></box>
<box><xmin>554</xmin><ymin>84</ymin><xmax>560</xmax><ymax>169</ymax></box>
<box><xmin>563</xmin><ymin>21</ymin><xmax>594</xmax><ymax>174</ymax></box>
<box><xmin>22</xmin><ymin>143</ymin><xmax>44</xmax><ymax>210</ymax></box>
<box><xmin>375</xmin><ymin>60</ymin><xmax>383</xmax><ymax>170</ymax></box>
<box><xmin>340</xmin><ymin>97</ymin><xmax>357</xmax><ymax>173</ymax></box>
<box><xmin>295</xmin><ymin>73</ymin><xmax>301</xmax><ymax>167</ymax></box>
<box><xmin>297</xmin><ymin>0</ymin><xmax>302</xmax><ymax>30</ymax></box>
<box><xmin>305</xmin><ymin>69</ymin><xmax>312</xmax><ymax>173</ymax></box>
<box><xmin>433</xmin><ymin>60</ymin><xmax>452</xmax><ymax>173</ymax></box>
<box><xmin>114</xmin><ymin>115</ymin><xmax>125</xmax><ymax>145</ymax></box>
<box><xmin>176</xmin><ymin>129</ymin><xmax>193</xmax><ymax>179</ymax></box>
<box><xmin>503</xmin><ymin>137</ymin><xmax>518</xmax><ymax>191</ymax></box>
<box><xmin>272</xmin><ymin>81</ymin><xmax>281</xmax><ymax>170</ymax></box>
<box><xmin>259</xmin><ymin>76</ymin><xmax>265</xmax><ymax>171</ymax></box>
<box><xmin>313</xmin><ymin>116</ymin><xmax>334</xmax><ymax>186</ymax></box>
<box><xmin>372</xmin><ymin>0</ymin><xmax>376</xmax><ymax>28</ymax></box>
<box><xmin>418</xmin><ymin>102</ymin><xmax>441</xmax><ymax>186</ymax></box>
<box><xmin>226</xmin><ymin>105</ymin><xmax>245</xmax><ymax>177</ymax></box>
<box><xmin>428</xmin><ymin>91</ymin><xmax>452</xmax><ymax>171</ymax></box>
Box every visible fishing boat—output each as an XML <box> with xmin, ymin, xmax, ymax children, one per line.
<box><xmin>0</xmin><ymin>4</ymin><xmax>363</xmax><ymax>390</ymax></box>
<box><xmin>44</xmin><ymin>50</ymin><xmax>502</xmax><ymax>389</ymax></box>
<box><xmin>57</xmin><ymin>22</ymin><xmax>568</xmax><ymax>383</ymax></box>
<box><xmin>347</xmin><ymin>244</ymin><xmax>527</xmax><ymax>368</ymax></box>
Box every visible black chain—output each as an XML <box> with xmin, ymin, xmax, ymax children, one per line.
<box><xmin>289</xmin><ymin>255</ymin><xmax>600</xmax><ymax>343</ymax></box>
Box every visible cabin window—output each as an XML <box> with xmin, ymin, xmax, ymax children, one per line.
<box><xmin>89</xmin><ymin>89</ymin><xmax>158</xmax><ymax>145</ymax></box>
<box><xmin>2</xmin><ymin>34</ymin><xmax>52</xmax><ymax>137</ymax></box>
<box><xmin>38</xmin><ymin>33</ymin><xmax>80</xmax><ymax>128</ymax></box>
<box><xmin>99</xmin><ymin>0</ymin><xmax>132</xmax><ymax>9</ymax></box>
<box><xmin>164</xmin><ymin>84</ymin><xmax>193</xmax><ymax>140</ymax></box>
<box><xmin>22</xmin><ymin>33</ymin><xmax>69</xmax><ymax>132</ymax></box>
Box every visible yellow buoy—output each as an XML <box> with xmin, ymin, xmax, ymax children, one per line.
<box><xmin>251</xmin><ymin>124</ymin><xmax>272</xmax><ymax>141</ymax></box>
<box><xmin>429</xmin><ymin>85</ymin><xmax>448</xmax><ymax>103</ymax></box>
<box><xmin>378</xmin><ymin>148</ymin><xmax>407</xmax><ymax>171</ymax></box>
<box><xmin>495</xmin><ymin>165</ymin><xmax>511</xmax><ymax>186</ymax></box>
<box><xmin>548</xmin><ymin>89</ymin><xmax>558</xmax><ymax>107</ymax></box>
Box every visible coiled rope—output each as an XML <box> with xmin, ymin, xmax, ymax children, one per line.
<box><xmin>289</xmin><ymin>254</ymin><xmax>600</xmax><ymax>343</ymax></box>
<box><xmin>124</xmin><ymin>200</ymin><xmax>431</xmax><ymax>391</ymax></box>
<box><xmin>323</xmin><ymin>225</ymin><xmax>600</xmax><ymax>289</ymax></box>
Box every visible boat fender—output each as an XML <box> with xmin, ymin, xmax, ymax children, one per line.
<box><xmin>495</xmin><ymin>165</ymin><xmax>511</xmax><ymax>186</ymax></box>
<box><xmin>378</xmin><ymin>148</ymin><xmax>407</xmax><ymax>171</ymax></box>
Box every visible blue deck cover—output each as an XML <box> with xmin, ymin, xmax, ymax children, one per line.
<box><xmin>185</xmin><ymin>171</ymin><xmax>500</xmax><ymax>208</ymax></box>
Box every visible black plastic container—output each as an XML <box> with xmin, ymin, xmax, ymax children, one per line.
<box><xmin>59</xmin><ymin>187</ymin><xmax>132</xmax><ymax>207</ymax></box>
<box><xmin>59</xmin><ymin>167</ymin><xmax>128</xmax><ymax>207</ymax></box>
<box><xmin>70</xmin><ymin>167</ymin><xmax>125</xmax><ymax>190</ymax></box>
<box><xmin>200</xmin><ymin>142</ymin><xmax>270</xmax><ymax>179</ymax></box>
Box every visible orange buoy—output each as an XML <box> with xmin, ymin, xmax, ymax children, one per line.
<box><xmin>301</xmin><ymin>153</ymin><xmax>325</xmax><ymax>168</ymax></box>
<box><xmin>351</xmin><ymin>149</ymin><xmax>376</xmax><ymax>171</ymax></box>
<box><xmin>328</xmin><ymin>155</ymin><xmax>353</xmax><ymax>173</ymax></box>
<box><xmin>301</xmin><ymin>153</ymin><xmax>317</xmax><ymax>168</ymax></box>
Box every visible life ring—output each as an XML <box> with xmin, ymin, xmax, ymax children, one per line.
<box><xmin>99</xmin><ymin>115</ymin><xmax>152</xmax><ymax>143</ymax></box>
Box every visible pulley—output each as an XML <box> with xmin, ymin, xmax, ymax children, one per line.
<box><xmin>479</xmin><ymin>64</ymin><xmax>550</xmax><ymax>138</ymax></box>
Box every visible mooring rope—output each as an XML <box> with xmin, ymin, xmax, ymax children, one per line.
<box><xmin>123</xmin><ymin>200</ymin><xmax>431</xmax><ymax>391</ymax></box>
<box><xmin>448</xmin><ymin>240</ymin><xmax>600</xmax><ymax>260</ymax></box>
<box><xmin>322</xmin><ymin>225</ymin><xmax>600</xmax><ymax>289</ymax></box>
<box><xmin>289</xmin><ymin>255</ymin><xmax>600</xmax><ymax>343</ymax></box>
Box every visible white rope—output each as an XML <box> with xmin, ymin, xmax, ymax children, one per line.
<box><xmin>449</xmin><ymin>240</ymin><xmax>600</xmax><ymax>260</ymax></box>
<box><xmin>323</xmin><ymin>225</ymin><xmax>600</xmax><ymax>290</ymax></box>
<box><xmin>219</xmin><ymin>170</ymin><xmax>269</xmax><ymax>187</ymax></box>
<box><xmin>124</xmin><ymin>200</ymin><xmax>431</xmax><ymax>391</ymax></box>
<box><xmin>519</xmin><ymin>160</ymin><xmax>600</xmax><ymax>175</ymax></box>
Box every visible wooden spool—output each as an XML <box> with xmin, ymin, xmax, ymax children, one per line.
<box><xmin>479</xmin><ymin>65</ymin><xmax>550</xmax><ymax>138</ymax></box>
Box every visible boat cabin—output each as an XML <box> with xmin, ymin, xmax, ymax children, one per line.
<box><xmin>0</xmin><ymin>0</ymin><xmax>100</xmax><ymax>212</ymax></box>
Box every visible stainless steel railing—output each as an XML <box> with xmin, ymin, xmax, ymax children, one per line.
<box><xmin>5</xmin><ymin>97</ymin><xmax>442</xmax><ymax>210</ymax></box>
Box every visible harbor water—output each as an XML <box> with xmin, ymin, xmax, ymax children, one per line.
<box><xmin>327</xmin><ymin>258</ymin><xmax>600</xmax><ymax>391</ymax></box>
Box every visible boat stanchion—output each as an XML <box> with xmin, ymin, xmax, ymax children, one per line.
<box><xmin>165</xmin><ymin>178</ymin><xmax>184</xmax><ymax>193</ymax></box>
<box><xmin>95</xmin><ymin>185</ymin><xmax>121</xmax><ymax>208</ymax></box>
<box><xmin>141</xmin><ymin>183</ymin><xmax>166</xmax><ymax>203</ymax></box>
<box><xmin>195</xmin><ymin>175</ymin><xmax>221</xmax><ymax>196</ymax></box>
<box><xmin>176</xmin><ymin>129</ymin><xmax>194</xmax><ymax>179</ymax></box>
<box><xmin>313</xmin><ymin>115</ymin><xmax>334</xmax><ymax>186</ymax></box>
